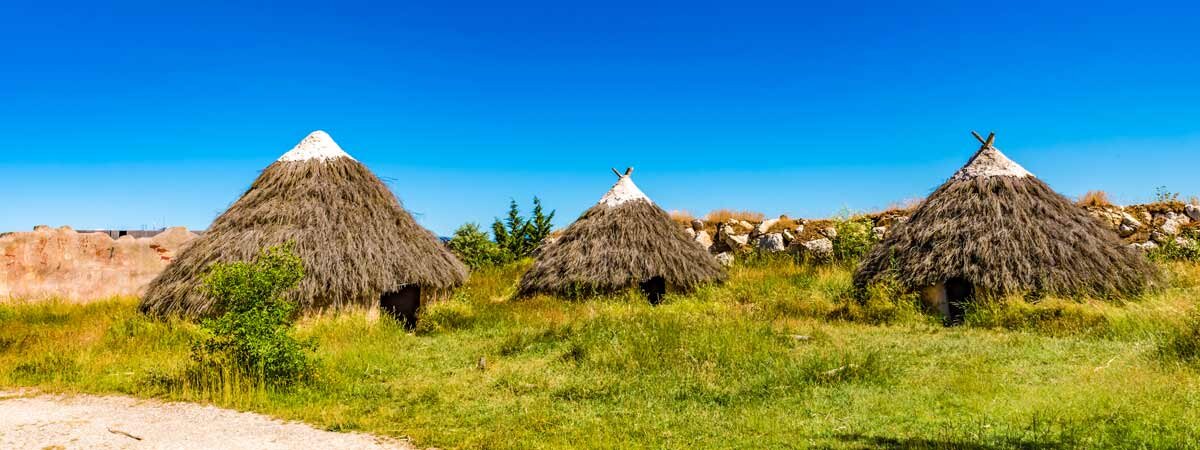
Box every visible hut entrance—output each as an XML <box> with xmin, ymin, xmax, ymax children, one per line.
<box><xmin>381</xmin><ymin>285</ymin><xmax>421</xmax><ymax>330</ymax></box>
<box><xmin>640</xmin><ymin>276</ymin><xmax>666</xmax><ymax>305</ymax></box>
<box><xmin>944</xmin><ymin>277</ymin><xmax>973</xmax><ymax>325</ymax></box>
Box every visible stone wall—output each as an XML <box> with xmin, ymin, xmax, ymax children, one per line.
<box><xmin>680</xmin><ymin>201</ymin><xmax>1200</xmax><ymax>265</ymax></box>
<box><xmin>0</xmin><ymin>226</ymin><xmax>197</xmax><ymax>302</ymax></box>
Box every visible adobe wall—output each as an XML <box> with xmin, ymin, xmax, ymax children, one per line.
<box><xmin>0</xmin><ymin>226</ymin><xmax>197</xmax><ymax>302</ymax></box>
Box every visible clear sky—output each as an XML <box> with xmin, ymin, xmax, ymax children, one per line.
<box><xmin>2</xmin><ymin>1</ymin><xmax>1198</xmax><ymax>235</ymax></box>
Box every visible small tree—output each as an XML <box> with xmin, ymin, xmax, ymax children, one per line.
<box><xmin>492</xmin><ymin>197</ymin><xmax>556</xmax><ymax>258</ymax></box>
<box><xmin>525</xmin><ymin>196</ymin><xmax>556</xmax><ymax>251</ymax></box>
<box><xmin>448</xmin><ymin>223</ymin><xmax>510</xmax><ymax>269</ymax></box>
<box><xmin>192</xmin><ymin>244</ymin><xmax>313</xmax><ymax>384</ymax></box>
<box><xmin>492</xmin><ymin>199</ymin><xmax>528</xmax><ymax>256</ymax></box>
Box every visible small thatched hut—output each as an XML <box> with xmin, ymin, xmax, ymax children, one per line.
<box><xmin>854</xmin><ymin>132</ymin><xmax>1156</xmax><ymax>319</ymax></box>
<box><xmin>518</xmin><ymin>168</ymin><xmax>726</xmax><ymax>302</ymax></box>
<box><xmin>140</xmin><ymin>131</ymin><xmax>467</xmax><ymax>324</ymax></box>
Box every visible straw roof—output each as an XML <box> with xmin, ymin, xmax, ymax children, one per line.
<box><xmin>518</xmin><ymin>168</ymin><xmax>726</xmax><ymax>296</ymax></box>
<box><xmin>854</xmin><ymin>132</ymin><xmax>1156</xmax><ymax>297</ymax></box>
<box><xmin>140</xmin><ymin>131</ymin><xmax>467</xmax><ymax>317</ymax></box>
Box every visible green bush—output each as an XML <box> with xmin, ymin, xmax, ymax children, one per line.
<box><xmin>447</xmin><ymin>223</ymin><xmax>511</xmax><ymax>269</ymax></box>
<box><xmin>832</xmin><ymin>215</ymin><xmax>878</xmax><ymax>262</ymax></box>
<box><xmin>1149</xmin><ymin>228</ymin><xmax>1200</xmax><ymax>262</ymax></box>
<box><xmin>192</xmin><ymin>244</ymin><xmax>314</xmax><ymax>384</ymax></box>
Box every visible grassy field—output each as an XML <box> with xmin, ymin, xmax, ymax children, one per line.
<box><xmin>3</xmin><ymin>256</ymin><xmax>1200</xmax><ymax>449</ymax></box>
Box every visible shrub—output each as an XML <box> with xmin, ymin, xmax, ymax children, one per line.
<box><xmin>1077</xmin><ymin>190</ymin><xmax>1113</xmax><ymax>208</ymax></box>
<box><xmin>447</xmin><ymin>223</ymin><xmax>511</xmax><ymax>269</ymax></box>
<box><xmin>191</xmin><ymin>244</ymin><xmax>314</xmax><ymax>384</ymax></box>
<box><xmin>1149</xmin><ymin>227</ymin><xmax>1200</xmax><ymax>262</ymax></box>
<box><xmin>668</xmin><ymin>209</ymin><xmax>694</xmax><ymax>227</ymax></box>
<box><xmin>831</xmin><ymin>215</ymin><xmax>877</xmax><ymax>262</ymax></box>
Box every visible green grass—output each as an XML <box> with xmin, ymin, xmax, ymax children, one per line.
<box><xmin>3</xmin><ymin>258</ymin><xmax>1200</xmax><ymax>448</ymax></box>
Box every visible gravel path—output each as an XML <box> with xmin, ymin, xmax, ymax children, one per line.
<box><xmin>0</xmin><ymin>391</ymin><xmax>412</xmax><ymax>450</ymax></box>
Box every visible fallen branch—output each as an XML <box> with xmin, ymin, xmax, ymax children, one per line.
<box><xmin>108</xmin><ymin>427</ymin><xmax>143</xmax><ymax>441</ymax></box>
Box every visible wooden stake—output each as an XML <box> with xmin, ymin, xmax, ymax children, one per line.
<box><xmin>624</xmin><ymin>167</ymin><xmax>634</xmax><ymax>176</ymax></box>
<box><xmin>611</xmin><ymin>167</ymin><xmax>622</xmax><ymax>177</ymax></box>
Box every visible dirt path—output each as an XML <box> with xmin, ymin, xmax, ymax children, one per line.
<box><xmin>0</xmin><ymin>391</ymin><xmax>412</xmax><ymax>450</ymax></box>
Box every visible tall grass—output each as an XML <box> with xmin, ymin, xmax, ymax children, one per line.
<box><xmin>2</xmin><ymin>259</ymin><xmax>1200</xmax><ymax>448</ymax></box>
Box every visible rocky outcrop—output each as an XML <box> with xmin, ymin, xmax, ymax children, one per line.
<box><xmin>1</xmin><ymin>226</ymin><xmax>197</xmax><ymax>301</ymax></box>
<box><xmin>790</xmin><ymin>238</ymin><xmax>833</xmax><ymax>261</ymax></box>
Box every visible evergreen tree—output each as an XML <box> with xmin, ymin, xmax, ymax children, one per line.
<box><xmin>526</xmin><ymin>196</ymin><xmax>556</xmax><ymax>251</ymax></box>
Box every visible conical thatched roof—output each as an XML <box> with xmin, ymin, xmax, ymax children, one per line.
<box><xmin>140</xmin><ymin>131</ymin><xmax>467</xmax><ymax>317</ymax></box>
<box><xmin>518</xmin><ymin>168</ymin><xmax>726</xmax><ymax>296</ymax></box>
<box><xmin>854</xmin><ymin>132</ymin><xmax>1156</xmax><ymax>297</ymax></box>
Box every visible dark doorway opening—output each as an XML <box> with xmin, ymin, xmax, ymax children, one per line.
<box><xmin>640</xmin><ymin>276</ymin><xmax>666</xmax><ymax>305</ymax></box>
<box><xmin>944</xmin><ymin>277</ymin><xmax>973</xmax><ymax>325</ymax></box>
<box><xmin>381</xmin><ymin>285</ymin><xmax>421</xmax><ymax>330</ymax></box>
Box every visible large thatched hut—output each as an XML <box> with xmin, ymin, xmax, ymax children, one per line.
<box><xmin>140</xmin><ymin>131</ymin><xmax>467</xmax><ymax>325</ymax></box>
<box><xmin>518</xmin><ymin>168</ymin><xmax>725</xmax><ymax>302</ymax></box>
<box><xmin>854</xmin><ymin>132</ymin><xmax>1156</xmax><ymax>319</ymax></box>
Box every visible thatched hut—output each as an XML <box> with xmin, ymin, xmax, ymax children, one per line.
<box><xmin>854</xmin><ymin>132</ymin><xmax>1156</xmax><ymax>319</ymax></box>
<box><xmin>140</xmin><ymin>131</ymin><xmax>467</xmax><ymax>325</ymax></box>
<box><xmin>518</xmin><ymin>168</ymin><xmax>726</xmax><ymax>302</ymax></box>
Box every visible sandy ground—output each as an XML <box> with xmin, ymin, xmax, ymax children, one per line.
<box><xmin>0</xmin><ymin>391</ymin><xmax>412</xmax><ymax>450</ymax></box>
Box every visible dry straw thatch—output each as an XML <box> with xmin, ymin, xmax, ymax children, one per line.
<box><xmin>518</xmin><ymin>168</ymin><xmax>726</xmax><ymax>296</ymax></box>
<box><xmin>854</xmin><ymin>132</ymin><xmax>1157</xmax><ymax>298</ymax></box>
<box><xmin>140</xmin><ymin>131</ymin><xmax>467</xmax><ymax>317</ymax></box>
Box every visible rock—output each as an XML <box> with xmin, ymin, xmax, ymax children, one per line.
<box><xmin>755</xmin><ymin>233</ymin><xmax>786</xmax><ymax>252</ymax></box>
<box><xmin>1151</xmin><ymin>231</ymin><xmax>1169</xmax><ymax>244</ymax></box>
<box><xmin>1175</xmin><ymin>237</ymin><xmax>1198</xmax><ymax>249</ymax></box>
<box><xmin>722</xmin><ymin>232</ymin><xmax>749</xmax><ymax>249</ymax></box>
<box><xmin>1139</xmin><ymin>210</ymin><xmax>1153</xmax><ymax>226</ymax></box>
<box><xmin>684</xmin><ymin>227</ymin><xmax>696</xmax><ymax>238</ymax></box>
<box><xmin>1118</xmin><ymin>223</ymin><xmax>1137</xmax><ymax>238</ymax></box>
<box><xmin>1161</xmin><ymin>212</ymin><xmax>1187</xmax><ymax>235</ymax></box>
<box><xmin>821</xmin><ymin>227</ymin><xmax>837</xmax><ymax>239</ymax></box>
<box><xmin>791</xmin><ymin>238</ymin><xmax>833</xmax><ymax>261</ymax></box>
<box><xmin>1187</xmin><ymin>204</ymin><xmax>1200</xmax><ymax>222</ymax></box>
<box><xmin>33</xmin><ymin>225</ymin><xmax>51</xmax><ymax>232</ymax></box>
<box><xmin>755</xmin><ymin>218</ymin><xmax>780</xmax><ymax>236</ymax></box>
<box><xmin>1130</xmin><ymin>241</ymin><xmax>1159</xmax><ymax>252</ymax></box>
<box><xmin>693</xmin><ymin>230</ymin><xmax>713</xmax><ymax>251</ymax></box>
<box><xmin>691</xmin><ymin>219</ymin><xmax>705</xmax><ymax>232</ymax></box>
<box><xmin>715</xmin><ymin>252</ymin><xmax>734</xmax><ymax>267</ymax></box>
<box><xmin>872</xmin><ymin>226</ymin><xmax>887</xmax><ymax>240</ymax></box>
<box><xmin>1088</xmin><ymin>207</ymin><xmax>1124</xmax><ymax>229</ymax></box>
<box><xmin>794</xmin><ymin>224</ymin><xmax>805</xmax><ymax>236</ymax></box>
<box><xmin>782</xmin><ymin>229</ymin><xmax>795</xmax><ymax>243</ymax></box>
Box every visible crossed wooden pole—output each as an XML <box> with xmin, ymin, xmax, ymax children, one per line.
<box><xmin>971</xmin><ymin>131</ymin><xmax>996</xmax><ymax>149</ymax></box>
<box><xmin>611</xmin><ymin>167</ymin><xmax>634</xmax><ymax>177</ymax></box>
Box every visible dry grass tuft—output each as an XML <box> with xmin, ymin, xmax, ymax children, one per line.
<box><xmin>668</xmin><ymin>210</ymin><xmax>695</xmax><ymax>227</ymax></box>
<box><xmin>1078</xmin><ymin>190</ymin><xmax>1114</xmax><ymax>208</ymax></box>
<box><xmin>705</xmin><ymin>209</ymin><xmax>765</xmax><ymax>224</ymax></box>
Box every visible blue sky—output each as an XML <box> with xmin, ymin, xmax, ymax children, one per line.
<box><xmin>2</xmin><ymin>1</ymin><xmax>1197</xmax><ymax>235</ymax></box>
